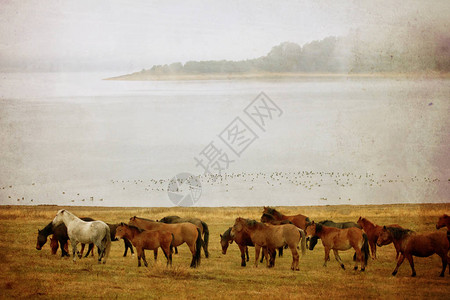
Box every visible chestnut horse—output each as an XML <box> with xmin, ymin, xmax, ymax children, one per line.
<box><xmin>377</xmin><ymin>226</ymin><xmax>450</xmax><ymax>277</ymax></box>
<box><xmin>308</xmin><ymin>220</ymin><xmax>361</xmax><ymax>251</ymax></box>
<box><xmin>231</xmin><ymin>218</ymin><xmax>306</xmax><ymax>270</ymax></box>
<box><xmin>115</xmin><ymin>223</ymin><xmax>173</xmax><ymax>267</ymax></box>
<box><xmin>129</xmin><ymin>216</ymin><xmax>202</xmax><ymax>268</ymax></box>
<box><xmin>306</xmin><ymin>222</ymin><xmax>369</xmax><ymax>271</ymax></box>
<box><xmin>158</xmin><ymin>215</ymin><xmax>210</xmax><ymax>258</ymax></box>
<box><xmin>357</xmin><ymin>217</ymin><xmax>402</xmax><ymax>259</ymax></box>
<box><xmin>262</xmin><ymin>207</ymin><xmax>310</xmax><ymax>230</ymax></box>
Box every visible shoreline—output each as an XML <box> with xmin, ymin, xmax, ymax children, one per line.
<box><xmin>105</xmin><ymin>71</ymin><xmax>450</xmax><ymax>81</ymax></box>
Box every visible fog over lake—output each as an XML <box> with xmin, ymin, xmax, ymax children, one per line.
<box><xmin>1</xmin><ymin>73</ymin><xmax>448</xmax><ymax>207</ymax></box>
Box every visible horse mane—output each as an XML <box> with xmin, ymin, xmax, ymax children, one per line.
<box><xmin>245</xmin><ymin>219</ymin><xmax>265</xmax><ymax>228</ymax></box>
<box><xmin>262</xmin><ymin>213</ymin><xmax>275</xmax><ymax>220</ymax></box>
<box><xmin>120</xmin><ymin>222</ymin><xmax>144</xmax><ymax>233</ymax></box>
<box><xmin>133</xmin><ymin>216</ymin><xmax>155</xmax><ymax>222</ymax></box>
<box><xmin>386</xmin><ymin>226</ymin><xmax>413</xmax><ymax>240</ymax></box>
<box><xmin>222</xmin><ymin>227</ymin><xmax>232</xmax><ymax>240</ymax></box>
<box><xmin>41</xmin><ymin>222</ymin><xmax>54</xmax><ymax>235</ymax></box>
<box><xmin>265</xmin><ymin>207</ymin><xmax>282</xmax><ymax>218</ymax></box>
<box><xmin>315</xmin><ymin>223</ymin><xmax>323</xmax><ymax>233</ymax></box>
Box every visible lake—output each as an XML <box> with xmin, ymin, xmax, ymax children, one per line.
<box><xmin>0</xmin><ymin>72</ymin><xmax>448</xmax><ymax>207</ymax></box>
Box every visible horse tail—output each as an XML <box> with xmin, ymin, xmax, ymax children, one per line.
<box><xmin>298</xmin><ymin>228</ymin><xmax>306</xmax><ymax>256</ymax></box>
<box><xmin>201</xmin><ymin>221</ymin><xmax>210</xmax><ymax>258</ymax></box>
<box><xmin>194</xmin><ymin>228</ymin><xmax>202</xmax><ymax>267</ymax></box>
<box><xmin>103</xmin><ymin>225</ymin><xmax>112</xmax><ymax>262</ymax></box>
<box><xmin>362</xmin><ymin>233</ymin><xmax>369</xmax><ymax>265</ymax></box>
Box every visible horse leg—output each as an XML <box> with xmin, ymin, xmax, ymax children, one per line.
<box><xmin>154</xmin><ymin>249</ymin><xmax>158</xmax><ymax>261</ymax></box>
<box><xmin>86</xmin><ymin>243</ymin><xmax>95</xmax><ymax>258</ymax></box>
<box><xmin>79</xmin><ymin>244</ymin><xmax>85</xmax><ymax>259</ymax></box>
<box><xmin>245</xmin><ymin>246</ymin><xmax>249</xmax><ymax>262</ymax></box>
<box><xmin>290</xmin><ymin>245</ymin><xmax>299</xmax><ymax>271</ymax></box>
<box><xmin>142</xmin><ymin>250</ymin><xmax>148</xmax><ymax>267</ymax></box>
<box><xmin>333</xmin><ymin>249</ymin><xmax>345</xmax><ymax>270</ymax></box>
<box><xmin>137</xmin><ymin>247</ymin><xmax>142</xmax><ymax>267</ymax></box>
<box><xmin>239</xmin><ymin>245</ymin><xmax>247</xmax><ymax>267</ymax></box>
<box><xmin>439</xmin><ymin>254</ymin><xmax>447</xmax><ymax>277</ymax></box>
<box><xmin>174</xmin><ymin>247</ymin><xmax>178</xmax><ymax>254</ymax></box>
<box><xmin>59</xmin><ymin>239</ymin><xmax>68</xmax><ymax>257</ymax></box>
<box><xmin>189</xmin><ymin>243</ymin><xmax>197</xmax><ymax>268</ymax></box>
<box><xmin>392</xmin><ymin>253</ymin><xmax>406</xmax><ymax>276</ymax></box>
<box><xmin>254</xmin><ymin>245</ymin><xmax>261</xmax><ymax>268</ymax></box>
<box><xmin>72</xmin><ymin>241</ymin><xmax>78</xmax><ymax>263</ymax></box>
<box><xmin>369</xmin><ymin>240</ymin><xmax>376</xmax><ymax>259</ymax></box>
<box><xmin>354</xmin><ymin>248</ymin><xmax>364</xmax><ymax>271</ymax></box>
<box><xmin>323</xmin><ymin>247</ymin><xmax>331</xmax><ymax>267</ymax></box>
<box><xmin>405</xmin><ymin>253</ymin><xmax>416</xmax><ymax>277</ymax></box>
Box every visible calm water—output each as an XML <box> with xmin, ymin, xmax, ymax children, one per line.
<box><xmin>0</xmin><ymin>72</ymin><xmax>449</xmax><ymax>207</ymax></box>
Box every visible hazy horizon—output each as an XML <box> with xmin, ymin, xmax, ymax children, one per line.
<box><xmin>1</xmin><ymin>0</ymin><xmax>449</xmax><ymax>73</ymax></box>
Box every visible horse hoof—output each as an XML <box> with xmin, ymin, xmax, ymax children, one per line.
<box><xmin>411</xmin><ymin>273</ymin><xmax>416</xmax><ymax>277</ymax></box>
<box><xmin>392</xmin><ymin>272</ymin><xmax>397</xmax><ymax>276</ymax></box>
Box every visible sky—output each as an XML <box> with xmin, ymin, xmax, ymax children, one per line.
<box><xmin>1</xmin><ymin>0</ymin><xmax>449</xmax><ymax>72</ymax></box>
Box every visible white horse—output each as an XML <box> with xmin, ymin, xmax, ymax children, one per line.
<box><xmin>52</xmin><ymin>209</ymin><xmax>111</xmax><ymax>264</ymax></box>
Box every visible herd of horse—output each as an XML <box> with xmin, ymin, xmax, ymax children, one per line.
<box><xmin>36</xmin><ymin>208</ymin><xmax>450</xmax><ymax>277</ymax></box>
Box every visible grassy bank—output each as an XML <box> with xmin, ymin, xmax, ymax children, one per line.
<box><xmin>0</xmin><ymin>203</ymin><xmax>449</xmax><ymax>299</ymax></box>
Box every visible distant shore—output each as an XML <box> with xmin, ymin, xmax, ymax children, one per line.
<box><xmin>105</xmin><ymin>71</ymin><xmax>450</xmax><ymax>81</ymax></box>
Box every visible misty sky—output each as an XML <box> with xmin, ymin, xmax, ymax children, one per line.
<box><xmin>1</xmin><ymin>0</ymin><xmax>449</xmax><ymax>72</ymax></box>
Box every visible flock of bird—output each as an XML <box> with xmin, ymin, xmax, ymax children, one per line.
<box><xmin>1</xmin><ymin>171</ymin><xmax>444</xmax><ymax>205</ymax></box>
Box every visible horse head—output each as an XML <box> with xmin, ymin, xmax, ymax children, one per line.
<box><xmin>305</xmin><ymin>221</ymin><xmax>316</xmax><ymax>237</ymax></box>
<box><xmin>36</xmin><ymin>229</ymin><xmax>47</xmax><ymax>250</ymax></box>
<box><xmin>436</xmin><ymin>214</ymin><xmax>449</xmax><ymax>229</ymax></box>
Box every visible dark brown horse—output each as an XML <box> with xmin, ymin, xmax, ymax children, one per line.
<box><xmin>262</xmin><ymin>207</ymin><xmax>310</xmax><ymax>230</ymax></box>
<box><xmin>220</xmin><ymin>227</ymin><xmax>250</xmax><ymax>266</ymax></box>
<box><xmin>357</xmin><ymin>217</ymin><xmax>402</xmax><ymax>259</ymax></box>
<box><xmin>158</xmin><ymin>215</ymin><xmax>209</xmax><ymax>258</ymax></box>
<box><xmin>115</xmin><ymin>223</ymin><xmax>173</xmax><ymax>267</ymax></box>
<box><xmin>36</xmin><ymin>217</ymin><xmax>95</xmax><ymax>257</ymax></box>
<box><xmin>129</xmin><ymin>216</ymin><xmax>202</xmax><ymax>268</ymax></box>
<box><xmin>305</xmin><ymin>221</ymin><xmax>369</xmax><ymax>271</ymax></box>
<box><xmin>220</xmin><ymin>226</ymin><xmax>274</xmax><ymax>267</ymax></box>
<box><xmin>377</xmin><ymin>226</ymin><xmax>450</xmax><ymax>277</ymax></box>
<box><xmin>231</xmin><ymin>218</ymin><xmax>306</xmax><ymax>270</ymax></box>
<box><xmin>436</xmin><ymin>214</ymin><xmax>450</xmax><ymax>230</ymax></box>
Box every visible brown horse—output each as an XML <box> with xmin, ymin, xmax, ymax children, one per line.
<box><xmin>220</xmin><ymin>226</ymin><xmax>272</xmax><ymax>267</ymax></box>
<box><xmin>220</xmin><ymin>227</ymin><xmax>251</xmax><ymax>266</ymax></box>
<box><xmin>436</xmin><ymin>214</ymin><xmax>450</xmax><ymax>230</ymax></box>
<box><xmin>306</xmin><ymin>221</ymin><xmax>369</xmax><ymax>271</ymax></box>
<box><xmin>377</xmin><ymin>226</ymin><xmax>450</xmax><ymax>277</ymax></box>
<box><xmin>158</xmin><ymin>215</ymin><xmax>210</xmax><ymax>258</ymax></box>
<box><xmin>262</xmin><ymin>207</ymin><xmax>310</xmax><ymax>230</ymax></box>
<box><xmin>357</xmin><ymin>217</ymin><xmax>402</xmax><ymax>259</ymax></box>
<box><xmin>115</xmin><ymin>223</ymin><xmax>173</xmax><ymax>267</ymax></box>
<box><xmin>129</xmin><ymin>216</ymin><xmax>202</xmax><ymax>268</ymax></box>
<box><xmin>231</xmin><ymin>218</ymin><xmax>306</xmax><ymax>270</ymax></box>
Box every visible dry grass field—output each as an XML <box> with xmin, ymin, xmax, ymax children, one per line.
<box><xmin>0</xmin><ymin>203</ymin><xmax>449</xmax><ymax>299</ymax></box>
